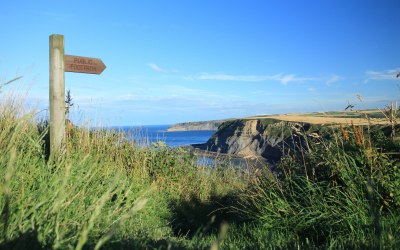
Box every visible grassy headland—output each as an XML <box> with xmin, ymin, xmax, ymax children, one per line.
<box><xmin>1</xmin><ymin>94</ymin><xmax>400</xmax><ymax>249</ymax></box>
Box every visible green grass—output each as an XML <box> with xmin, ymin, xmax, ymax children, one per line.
<box><xmin>235</xmin><ymin>122</ymin><xmax>400</xmax><ymax>248</ymax></box>
<box><xmin>0</xmin><ymin>95</ymin><xmax>247</xmax><ymax>249</ymax></box>
<box><xmin>1</xmin><ymin>93</ymin><xmax>400</xmax><ymax>249</ymax></box>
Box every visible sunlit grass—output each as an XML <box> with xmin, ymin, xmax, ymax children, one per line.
<box><xmin>1</xmin><ymin>89</ymin><xmax>399</xmax><ymax>249</ymax></box>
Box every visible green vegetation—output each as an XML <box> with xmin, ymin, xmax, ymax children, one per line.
<box><xmin>258</xmin><ymin>118</ymin><xmax>282</xmax><ymax>126</ymax></box>
<box><xmin>238</xmin><ymin>123</ymin><xmax>400</xmax><ymax>248</ymax></box>
<box><xmin>1</xmin><ymin>93</ymin><xmax>400</xmax><ymax>249</ymax></box>
<box><xmin>0</xmin><ymin>94</ymin><xmax>246</xmax><ymax>249</ymax></box>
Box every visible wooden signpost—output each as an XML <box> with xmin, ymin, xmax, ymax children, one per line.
<box><xmin>64</xmin><ymin>55</ymin><xmax>106</xmax><ymax>74</ymax></box>
<box><xmin>49</xmin><ymin>34</ymin><xmax>106</xmax><ymax>156</ymax></box>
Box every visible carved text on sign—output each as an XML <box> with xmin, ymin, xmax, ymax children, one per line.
<box><xmin>64</xmin><ymin>55</ymin><xmax>106</xmax><ymax>74</ymax></box>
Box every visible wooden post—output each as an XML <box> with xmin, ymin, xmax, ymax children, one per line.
<box><xmin>49</xmin><ymin>34</ymin><xmax>66</xmax><ymax>155</ymax></box>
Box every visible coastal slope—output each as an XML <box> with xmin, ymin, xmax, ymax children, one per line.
<box><xmin>192</xmin><ymin>119</ymin><xmax>319</xmax><ymax>162</ymax></box>
<box><xmin>166</xmin><ymin>120</ymin><xmax>227</xmax><ymax>131</ymax></box>
<box><xmin>192</xmin><ymin>111</ymin><xmax>398</xmax><ymax>162</ymax></box>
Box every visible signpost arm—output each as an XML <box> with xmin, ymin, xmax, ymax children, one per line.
<box><xmin>49</xmin><ymin>34</ymin><xmax>66</xmax><ymax>156</ymax></box>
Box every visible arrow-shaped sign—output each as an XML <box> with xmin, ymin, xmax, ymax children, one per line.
<box><xmin>64</xmin><ymin>55</ymin><xmax>106</xmax><ymax>74</ymax></box>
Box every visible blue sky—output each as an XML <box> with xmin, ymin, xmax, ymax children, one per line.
<box><xmin>1</xmin><ymin>0</ymin><xmax>399</xmax><ymax>126</ymax></box>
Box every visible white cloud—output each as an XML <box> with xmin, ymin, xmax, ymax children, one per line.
<box><xmin>252</xmin><ymin>90</ymin><xmax>273</xmax><ymax>96</ymax></box>
<box><xmin>308</xmin><ymin>87</ymin><xmax>316</xmax><ymax>92</ymax></box>
<box><xmin>277</xmin><ymin>74</ymin><xmax>318</xmax><ymax>85</ymax></box>
<box><xmin>365</xmin><ymin>68</ymin><xmax>400</xmax><ymax>83</ymax></box>
<box><xmin>114</xmin><ymin>85</ymin><xmax>222</xmax><ymax>103</ymax></box>
<box><xmin>190</xmin><ymin>73</ymin><xmax>317</xmax><ymax>85</ymax></box>
<box><xmin>326</xmin><ymin>74</ymin><xmax>341</xmax><ymax>86</ymax></box>
<box><xmin>147</xmin><ymin>63</ymin><xmax>167</xmax><ymax>73</ymax></box>
<box><xmin>197</xmin><ymin>73</ymin><xmax>267</xmax><ymax>82</ymax></box>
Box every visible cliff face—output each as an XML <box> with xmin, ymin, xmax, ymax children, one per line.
<box><xmin>191</xmin><ymin>117</ymin><xmax>399</xmax><ymax>163</ymax></box>
<box><xmin>193</xmin><ymin>119</ymin><xmax>318</xmax><ymax>162</ymax></box>
<box><xmin>167</xmin><ymin>120</ymin><xmax>226</xmax><ymax>131</ymax></box>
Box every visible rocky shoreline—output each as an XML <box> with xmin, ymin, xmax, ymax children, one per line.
<box><xmin>183</xmin><ymin>145</ymin><xmax>270</xmax><ymax>169</ymax></box>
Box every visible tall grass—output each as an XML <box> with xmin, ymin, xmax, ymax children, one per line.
<box><xmin>0</xmin><ymin>93</ymin><xmax>246</xmax><ymax>249</ymax></box>
<box><xmin>0</xmin><ymin>95</ymin><xmax>155</xmax><ymax>249</ymax></box>
<box><xmin>1</xmin><ymin>89</ymin><xmax>399</xmax><ymax>249</ymax></box>
<box><xmin>236</xmin><ymin>121</ymin><xmax>400</xmax><ymax>248</ymax></box>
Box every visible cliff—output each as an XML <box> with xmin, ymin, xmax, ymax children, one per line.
<box><xmin>192</xmin><ymin>119</ymin><xmax>322</xmax><ymax>162</ymax></box>
<box><xmin>167</xmin><ymin>120</ymin><xmax>227</xmax><ymax>131</ymax></box>
<box><xmin>191</xmin><ymin>115</ymin><xmax>399</xmax><ymax>163</ymax></box>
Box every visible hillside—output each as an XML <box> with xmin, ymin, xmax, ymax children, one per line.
<box><xmin>193</xmin><ymin>110</ymin><xmax>399</xmax><ymax>162</ymax></box>
<box><xmin>193</xmin><ymin>119</ymin><xmax>321</xmax><ymax>162</ymax></box>
<box><xmin>246</xmin><ymin>110</ymin><xmax>390</xmax><ymax>125</ymax></box>
<box><xmin>166</xmin><ymin>119</ymin><xmax>228</xmax><ymax>131</ymax></box>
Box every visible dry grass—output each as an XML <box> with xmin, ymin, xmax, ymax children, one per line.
<box><xmin>246</xmin><ymin>110</ymin><xmax>396</xmax><ymax>125</ymax></box>
<box><xmin>265</xmin><ymin>115</ymin><xmax>389</xmax><ymax>125</ymax></box>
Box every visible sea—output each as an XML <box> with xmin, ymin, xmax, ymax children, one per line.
<box><xmin>110</xmin><ymin>125</ymin><xmax>214</xmax><ymax>147</ymax></box>
<box><xmin>107</xmin><ymin>125</ymin><xmax>265</xmax><ymax>169</ymax></box>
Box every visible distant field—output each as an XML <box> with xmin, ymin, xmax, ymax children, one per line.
<box><xmin>246</xmin><ymin>110</ymin><xmax>396</xmax><ymax>125</ymax></box>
